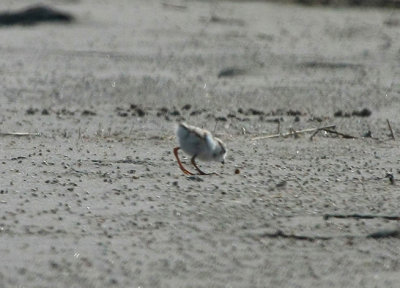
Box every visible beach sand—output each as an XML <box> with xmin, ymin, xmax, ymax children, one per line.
<box><xmin>0</xmin><ymin>0</ymin><xmax>399</xmax><ymax>287</ymax></box>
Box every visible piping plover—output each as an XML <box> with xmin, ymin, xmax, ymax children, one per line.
<box><xmin>173</xmin><ymin>122</ymin><xmax>227</xmax><ymax>175</ymax></box>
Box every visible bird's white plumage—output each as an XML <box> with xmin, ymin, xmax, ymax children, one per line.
<box><xmin>176</xmin><ymin>123</ymin><xmax>226</xmax><ymax>163</ymax></box>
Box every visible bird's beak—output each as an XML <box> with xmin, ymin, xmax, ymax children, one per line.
<box><xmin>221</xmin><ymin>160</ymin><xmax>225</xmax><ymax>165</ymax></box>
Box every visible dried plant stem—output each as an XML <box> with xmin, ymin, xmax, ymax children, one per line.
<box><xmin>321</xmin><ymin>128</ymin><xmax>358</xmax><ymax>139</ymax></box>
<box><xmin>0</xmin><ymin>132</ymin><xmax>41</xmax><ymax>137</ymax></box>
<box><xmin>324</xmin><ymin>214</ymin><xmax>400</xmax><ymax>221</ymax></box>
<box><xmin>252</xmin><ymin>125</ymin><xmax>336</xmax><ymax>140</ymax></box>
<box><xmin>386</xmin><ymin>119</ymin><xmax>395</xmax><ymax>140</ymax></box>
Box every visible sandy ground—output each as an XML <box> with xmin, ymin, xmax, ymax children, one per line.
<box><xmin>1</xmin><ymin>0</ymin><xmax>400</xmax><ymax>287</ymax></box>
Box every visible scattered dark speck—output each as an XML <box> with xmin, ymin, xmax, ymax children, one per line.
<box><xmin>41</xmin><ymin>109</ymin><xmax>49</xmax><ymax>115</ymax></box>
<box><xmin>208</xmin><ymin>15</ymin><xmax>245</xmax><ymax>26</ymax></box>
<box><xmin>334</xmin><ymin>110</ymin><xmax>351</xmax><ymax>117</ymax></box>
<box><xmin>82</xmin><ymin>110</ymin><xmax>96</xmax><ymax>116</ymax></box>
<box><xmin>118</xmin><ymin>112</ymin><xmax>128</xmax><ymax>117</ymax></box>
<box><xmin>218</xmin><ymin>67</ymin><xmax>246</xmax><ymax>78</ymax></box>
<box><xmin>26</xmin><ymin>107</ymin><xmax>37</xmax><ymax>115</ymax></box>
<box><xmin>182</xmin><ymin>104</ymin><xmax>191</xmax><ymax>110</ymax></box>
<box><xmin>352</xmin><ymin>108</ymin><xmax>371</xmax><ymax>117</ymax></box>
<box><xmin>187</xmin><ymin>176</ymin><xmax>204</xmax><ymax>182</ymax></box>
<box><xmin>248</xmin><ymin>108</ymin><xmax>264</xmax><ymax>116</ymax></box>
<box><xmin>58</xmin><ymin>108</ymin><xmax>74</xmax><ymax>116</ymax></box>
<box><xmin>49</xmin><ymin>261</ymin><xmax>59</xmax><ymax>269</ymax></box>
<box><xmin>334</xmin><ymin>110</ymin><xmax>343</xmax><ymax>117</ymax></box>
<box><xmin>309</xmin><ymin>116</ymin><xmax>323</xmax><ymax>122</ymax></box>
<box><xmin>216</xmin><ymin>116</ymin><xmax>227</xmax><ymax>122</ymax></box>
<box><xmin>276</xmin><ymin>181</ymin><xmax>287</xmax><ymax>188</ymax></box>
<box><xmin>190</xmin><ymin>110</ymin><xmax>203</xmax><ymax>116</ymax></box>
<box><xmin>136</xmin><ymin>108</ymin><xmax>145</xmax><ymax>117</ymax></box>
<box><xmin>170</xmin><ymin>110</ymin><xmax>180</xmax><ymax>116</ymax></box>
<box><xmin>287</xmin><ymin>109</ymin><xmax>302</xmax><ymax>116</ymax></box>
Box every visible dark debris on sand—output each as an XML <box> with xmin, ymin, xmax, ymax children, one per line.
<box><xmin>334</xmin><ymin>108</ymin><xmax>372</xmax><ymax>118</ymax></box>
<box><xmin>275</xmin><ymin>0</ymin><xmax>400</xmax><ymax>7</ymax></box>
<box><xmin>0</xmin><ymin>5</ymin><xmax>74</xmax><ymax>26</ymax></box>
<box><xmin>218</xmin><ymin>67</ymin><xmax>246</xmax><ymax>78</ymax></box>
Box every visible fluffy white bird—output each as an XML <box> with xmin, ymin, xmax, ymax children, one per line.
<box><xmin>173</xmin><ymin>122</ymin><xmax>227</xmax><ymax>175</ymax></box>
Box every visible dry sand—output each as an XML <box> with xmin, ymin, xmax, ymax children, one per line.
<box><xmin>0</xmin><ymin>0</ymin><xmax>400</xmax><ymax>287</ymax></box>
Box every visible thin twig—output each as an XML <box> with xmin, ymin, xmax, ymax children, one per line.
<box><xmin>321</xmin><ymin>128</ymin><xmax>357</xmax><ymax>139</ymax></box>
<box><xmin>289</xmin><ymin>128</ymin><xmax>299</xmax><ymax>138</ymax></box>
<box><xmin>257</xmin><ymin>230</ymin><xmax>334</xmax><ymax>242</ymax></box>
<box><xmin>250</xmin><ymin>228</ymin><xmax>400</xmax><ymax>242</ymax></box>
<box><xmin>252</xmin><ymin>125</ymin><xmax>336</xmax><ymax>140</ymax></box>
<box><xmin>0</xmin><ymin>132</ymin><xmax>41</xmax><ymax>137</ymax></box>
<box><xmin>310</xmin><ymin>128</ymin><xmax>322</xmax><ymax>140</ymax></box>
<box><xmin>386</xmin><ymin>119</ymin><xmax>395</xmax><ymax>140</ymax></box>
<box><xmin>323</xmin><ymin>214</ymin><xmax>400</xmax><ymax>221</ymax></box>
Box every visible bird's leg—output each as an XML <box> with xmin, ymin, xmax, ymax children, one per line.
<box><xmin>173</xmin><ymin>147</ymin><xmax>194</xmax><ymax>175</ymax></box>
<box><xmin>191</xmin><ymin>155</ymin><xmax>217</xmax><ymax>175</ymax></box>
